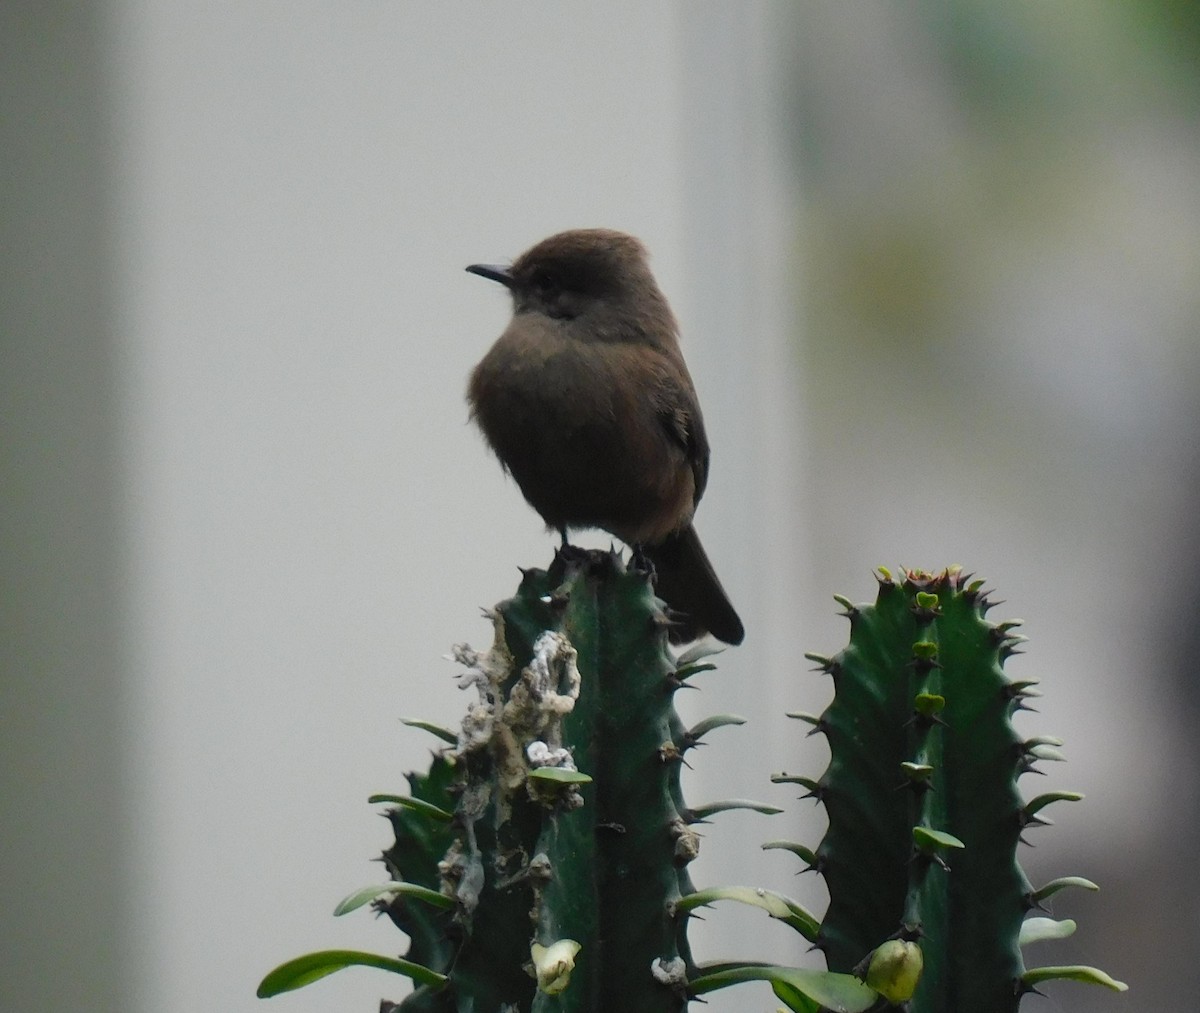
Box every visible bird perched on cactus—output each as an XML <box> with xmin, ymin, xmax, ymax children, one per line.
<box><xmin>466</xmin><ymin>228</ymin><xmax>743</xmax><ymax>646</ymax></box>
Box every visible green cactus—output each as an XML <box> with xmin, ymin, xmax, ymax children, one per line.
<box><xmin>411</xmin><ymin>548</ymin><xmax>703</xmax><ymax>1013</ymax></box>
<box><xmin>772</xmin><ymin>567</ymin><xmax>1125</xmax><ymax>1011</ymax></box>
<box><xmin>257</xmin><ymin>561</ymin><xmax>1125</xmax><ymax>1013</ymax></box>
<box><xmin>259</xmin><ymin>549</ymin><xmax>795</xmax><ymax>1011</ymax></box>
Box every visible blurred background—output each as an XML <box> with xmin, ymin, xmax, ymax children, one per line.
<box><xmin>4</xmin><ymin>2</ymin><xmax>1196</xmax><ymax>1010</ymax></box>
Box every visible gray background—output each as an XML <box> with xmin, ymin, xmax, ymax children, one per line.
<box><xmin>5</xmin><ymin>3</ymin><xmax>1193</xmax><ymax>1011</ymax></box>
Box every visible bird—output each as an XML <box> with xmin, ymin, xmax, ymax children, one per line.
<box><xmin>465</xmin><ymin>228</ymin><xmax>744</xmax><ymax>646</ymax></box>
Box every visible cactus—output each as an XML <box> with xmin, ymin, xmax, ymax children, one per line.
<box><xmin>259</xmin><ymin>549</ymin><xmax>805</xmax><ymax>1011</ymax></box>
<box><xmin>757</xmin><ymin>567</ymin><xmax>1126</xmax><ymax>1011</ymax></box>
<box><xmin>410</xmin><ymin>547</ymin><xmax>707</xmax><ymax>1013</ymax></box>
<box><xmin>258</xmin><ymin>562</ymin><xmax>1124</xmax><ymax>1013</ymax></box>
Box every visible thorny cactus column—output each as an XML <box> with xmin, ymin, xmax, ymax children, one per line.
<box><xmin>788</xmin><ymin>568</ymin><xmax>1126</xmax><ymax>1011</ymax></box>
<box><xmin>423</xmin><ymin>548</ymin><xmax>702</xmax><ymax>1013</ymax></box>
<box><xmin>259</xmin><ymin>549</ymin><xmax>768</xmax><ymax>1013</ymax></box>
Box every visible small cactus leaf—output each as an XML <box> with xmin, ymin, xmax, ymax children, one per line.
<box><xmin>912</xmin><ymin>640</ymin><xmax>939</xmax><ymax>659</ymax></box>
<box><xmin>399</xmin><ymin>718</ymin><xmax>458</xmax><ymax>745</ymax></box>
<box><xmin>688</xmin><ymin>713</ymin><xmax>748</xmax><ymax>741</ymax></box>
<box><xmin>1031</xmin><ymin>876</ymin><xmax>1100</xmax><ymax>903</ymax></box>
<box><xmin>677</xmin><ymin>885</ymin><xmax>821</xmax><ymax>941</ymax></box>
<box><xmin>674</xmin><ymin>641</ymin><xmax>724</xmax><ymax>666</ymax></box>
<box><xmin>1019</xmin><ymin>916</ymin><xmax>1076</xmax><ymax>946</ymax></box>
<box><xmin>912</xmin><ymin>826</ymin><xmax>966</xmax><ymax>852</ymax></box>
<box><xmin>367</xmin><ymin>794</ymin><xmax>454</xmax><ymax>823</ymax></box>
<box><xmin>901</xmin><ymin>762</ymin><xmax>935</xmax><ymax>782</ymax></box>
<box><xmin>761</xmin><ymin>840</ymin><xmax>819</xmax><ymax>866</ymax></box>
<box><xmin>675</xmin><ymin>661</ymin><xmax>719</xmax><ymax>680</ymax></box>
<box><xmin>913</xmin><ymin>692</ymin><xmax>945</xmax><ymax>716</ymax></box>
<box><xmin>786</xmin><ymin>711</ymin><xmax>823</xmax><ymax>726</ymax></box>
<box><xmin>1024</xmin><ymin>791</ymin><xmax>1084</xmax><ymax>816</ymax></box>
<box><xmin>1026</xmin><ymin>744</ymin><xmax>1067</xmax><ymax>762</ymax></box>
<box><xmin>1023</xmin><ymin>734</ymin><xmax>1064</xmax><ymax>748</ymax></box>
<box><xmin>1022</xmin><ymin>964</ymin><xmax>1129</xmax><ymax>992</ymax></box>
<box><xmin>525</xmin><ymin>767</ymin><xmax>592</xmax><ymax>785</ymax></box>
<box><xmin>690</xmin><ymin>798</ymin><xmax>784</xmax><ymax>820</ymax></box>
<box><xmin>687</xmin><ymin>963</ymin><xmax>877</xmax><ymax>1012</ymax></box>
<box><xmin>833</xmin><ymin>594</ymin><xmax>856</xmax><ymax>612</ymax></box>
<box><xmin>256</xmin><ymin>949</ymin><xmax>447</xmax><ymax>997</ymax></box>
<box><xmin>770</xmin><ymin>773</ymin><xmax>821</xmax><ymax>792</ymax></box>
<box><xmin>333</xmin><ymin>881</ymin><xmax>453</xmax><ymax>916</ymax></box>
<box><xmin>674</xmin><ymin>641</ymin><xmax>723</xmax><ymax>679</ymax></box>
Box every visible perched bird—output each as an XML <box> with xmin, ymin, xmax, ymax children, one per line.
<box><xmin>466</xmin><ymin>228</ymin><xmax>744</xmax><ymax>646</ymax></box>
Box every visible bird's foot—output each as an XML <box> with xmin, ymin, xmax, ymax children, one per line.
<box><xmin>554</xmin><ymin>535</ymin><xmax>589</xmax><ymax>567</ymax></box>
<box><xmin>628</xmin><ymin>543</ymin><xmax>657</xmax><ymax>583</ymax></box>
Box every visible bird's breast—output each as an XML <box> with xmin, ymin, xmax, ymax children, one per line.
<box><xmin>468</xmin><ymin>326</ymin><xmax>694</xmax><ymax>542</ymax></box>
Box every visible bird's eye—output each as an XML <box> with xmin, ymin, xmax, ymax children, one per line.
<box><xmin>530</xmin><ymin>268</ymin><xmax>558</xmax><ymax>293</ymax></box>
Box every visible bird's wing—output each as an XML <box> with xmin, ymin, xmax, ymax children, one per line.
<box><xmin>655</xmin><ymin>376</ymin><xmax>710</xmax><ymax>506</ymax></box>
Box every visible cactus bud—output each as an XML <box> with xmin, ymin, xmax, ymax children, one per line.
<box><xmin>530</xmin><ymin>939</ymin><xmax>581</xmax><ymax>995</ymax></box>
<box><xmin>865</xmin><ymin>938</ymin><xmax>923</xmax><ymax>1003</ymax></box>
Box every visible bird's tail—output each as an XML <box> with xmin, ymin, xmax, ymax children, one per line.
<box><xmin>642</xmin><ymin>524</ymin><xmax>744</xmax><ymax>646</ymax></box>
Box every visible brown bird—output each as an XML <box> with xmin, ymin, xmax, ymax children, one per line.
<box><xmin>465</xmin><ymin>228</ymin><xmax>744</xmax><ymax>646</ymax></box>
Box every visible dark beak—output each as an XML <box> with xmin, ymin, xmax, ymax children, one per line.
<box><xmin>466</xmin><ymin>263</ymin><xmax>517</xmax><ymax>290</ymax></box>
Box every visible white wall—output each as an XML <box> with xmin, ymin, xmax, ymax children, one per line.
<box><xmin>4</xmin><ymin>5</ymin><xmax>807</xmax><ymax>1012</ymax></box>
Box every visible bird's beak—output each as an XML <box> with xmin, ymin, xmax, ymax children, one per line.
<box><xmin>466</xmin><ymin>263</ymin><xmax>517</xmax><ymax>290</ymax></box>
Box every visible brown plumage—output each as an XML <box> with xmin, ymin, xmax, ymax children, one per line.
<box><xmin>466</xmin><ymin>228</ymin><xmax>743</xmax><ymax>646</ymax></box>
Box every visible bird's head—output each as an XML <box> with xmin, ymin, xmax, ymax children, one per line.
<box><xmin>467</xmin><ymin>229</ymin><xmax>675</xmax><ymax>344</ymax></box>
